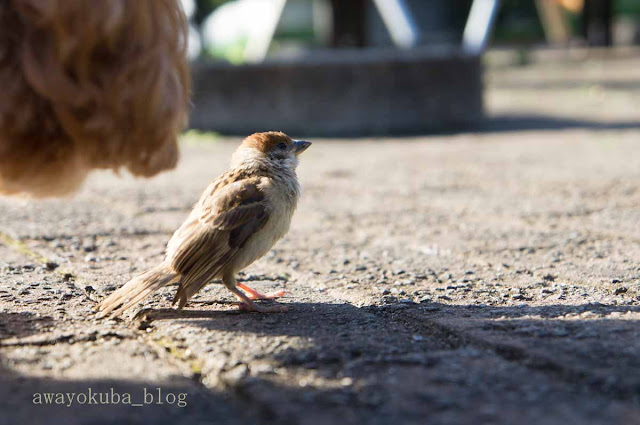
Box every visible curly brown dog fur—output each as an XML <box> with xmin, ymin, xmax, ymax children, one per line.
<box><xmin>0</xmin><ymin>0</ymin><xmax>190</xmax><ymax>197</ymax></box>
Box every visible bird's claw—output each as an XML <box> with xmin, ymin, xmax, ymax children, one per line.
<box><xmin>237</xmin><ymin>283</ymin><xmax>286</xmax><ymax>300</ymax></box>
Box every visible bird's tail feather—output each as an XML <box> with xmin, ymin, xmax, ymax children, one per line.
<box><xmin>96</xmin><ymin>262</ymin><xmax>178</xmax><ymax>318</ymax></box>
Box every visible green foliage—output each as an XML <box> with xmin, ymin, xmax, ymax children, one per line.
<box><xmin>180</xmin><ymin>130</ymin><xmax>221</xmax><ymax>145</ymax></box>
<box><xmin>193</xmin><ymin>0</ymin><xmax>230</xmax><ymax>25</ymax></box>
<box><xmin>493</xmin><ymin>0</ymin><xmax>545</xmax><ymax>43</ymax></box>
<box><xmin>616</xmin><ymin>0</ymin><xmax>640</xmax><ymax>16</ymax></box>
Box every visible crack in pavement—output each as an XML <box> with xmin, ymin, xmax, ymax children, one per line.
<box><xmin>373</xmin><ymin>305</ymin><xmax>640</xmax><ymax>404</ymax></box>
<box><xmin>0</xmin><ymin>330</ymin><xmax>130</xmax><ymax>348</ymax></box>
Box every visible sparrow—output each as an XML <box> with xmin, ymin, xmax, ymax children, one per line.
<box><xmin>96</xmin><ymin>131</ymin><xmax>311</xmax><ymax>317</ymax></box>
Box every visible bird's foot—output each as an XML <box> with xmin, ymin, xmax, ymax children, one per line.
<box><xmin>237</xmin><ymin>282</ymin><xmax>286</xmax><ymax>300</ymax></box>
<box><xmin>229</xmin><ymin>285</ymin><xmax>288</xmax><ymax>313</ymax></box>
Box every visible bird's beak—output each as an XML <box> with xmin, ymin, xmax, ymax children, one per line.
<box><xmin>293</xmin><ymin>140</ymin><xmax>312</xmax><ymax>155</ymax></box>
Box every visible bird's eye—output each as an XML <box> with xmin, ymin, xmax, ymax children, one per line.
<box><xmin>278</xmin><ymin>142</ymin><xmax>287</xmax><ymax>150</ymax></box>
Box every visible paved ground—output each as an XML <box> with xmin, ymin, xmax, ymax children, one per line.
<box><xmin>1</xmin><ymin>51</ymin><xmax>639</xmax><ymax>424</ymax></box>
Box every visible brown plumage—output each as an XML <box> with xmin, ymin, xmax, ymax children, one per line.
<box><xmin>96</xmin><ymin>132</ymin><xmax>312</xmax><ymax>318</ymax></box>
<box><xmin>0</xmin><ymin>0</ymin><xmax>190</xmax><ymax>197</ymax></box>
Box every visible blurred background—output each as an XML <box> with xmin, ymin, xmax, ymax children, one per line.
<box><xmin>1</xmin><ymin>3</ymin><xmax>639</xmax><ymax>422</ymax></box>
<box><xmin>180</xmin><ymin>0</ymin><xmax>640</xmax><ymax>136</ymax></box>
<box><xmin>185</xmin><ymin>0</ymin><xmax>640</xmax><ymax>61</ymax></box>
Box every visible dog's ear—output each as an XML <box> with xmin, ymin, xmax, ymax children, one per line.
<box><xmin>0</xmin><ymin>0</ymin><xmax>190</xmax><ymax>197</ymax></box>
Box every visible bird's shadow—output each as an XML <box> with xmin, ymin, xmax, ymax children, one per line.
<box><xmin>132</xmin><ymin>299</ymin><xmax>347</xmax><ymax>326</ymax></box>
<box><xmin>134</xmin><ymin>300</ymin><xmax>640</xmax><ymax>350</ymax></box>
<box><xmin>3</xmin><ymin>301</ymin><xmax>640</xmax><ymax>423</ymax></box>
<box><xmin>132</xmin><ymin>299</ymin><xmax>640</xmax><ymax>404</ymax></box>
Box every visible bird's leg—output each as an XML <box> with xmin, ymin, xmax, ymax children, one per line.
<box><xmin>230</xmin><ymin>287</ymin><xmax>288</xmax><ymax>313</ymax></box>
<box><xmin>223</xmin><ymin>274</ymin><xmax>288</xmax><ymax>313</ymax></box>
<box><xmin>237</xmin><ymin>282</ymin><xmax>285</xmax><ymax>300</ymax></box>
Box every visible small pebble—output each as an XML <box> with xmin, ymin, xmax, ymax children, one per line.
<box><xmin>45</xmin><ymin>261</ymin><xmax>59</xmax><ymax>271</ymax></box>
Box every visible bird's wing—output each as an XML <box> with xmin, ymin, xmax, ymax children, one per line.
<box><xmin>167</xmin><ymin>174</ymin><xmax>270</xmax><ymax>307</ymax></box>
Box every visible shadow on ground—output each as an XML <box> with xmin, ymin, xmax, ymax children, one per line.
<box><xmin>125</xmin><ymin>300</ymin><xmax>640</xmax><ymax>424</ymax></box>
<box><xmin>0</xmin><ymin>312</ymin><xmax>258</xmax><ymax>425</ymax></box>
<box><xmin>312</xmin><ymin>114</ymin><xmax>640</xmax><ymax>138</ymax></box>
<box><xmin>2</xmin><ymin>300</ymin><xmax>639</xmax><ymax>424</ymax></box>
<box><xmin>479</xmin><ymin>115</ymin><xmax>640</xmax><ymax>133</ymax></box>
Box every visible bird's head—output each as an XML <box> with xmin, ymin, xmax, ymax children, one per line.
<box><xmin>232</xmin><ymin>131</ymin><xmax>311</xmax><ymax>170</ymax></box>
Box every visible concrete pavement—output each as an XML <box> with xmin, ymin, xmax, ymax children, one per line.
<box><xmin>0</xmin><ymin>52</ymin><xmax>639</xmax><ymax>424</ymax></box>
